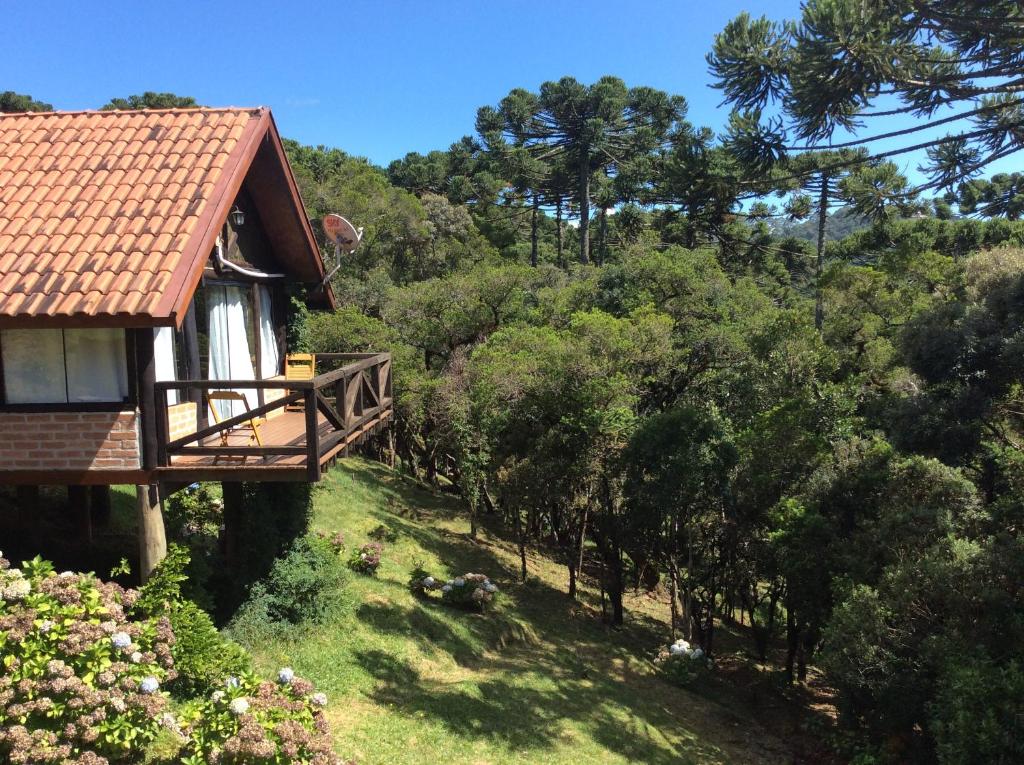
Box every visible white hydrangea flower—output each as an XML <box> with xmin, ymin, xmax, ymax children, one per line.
<box><xmin>310</xmin><ymin>692</ymin><xmax>328</xmax><ymax>707</ymax></box>
<box><xmin>111</xmin><ymin>632</ymin><xmax>132</xmax><ymax>650</ymax></box>
<box><xmin>277</xmin><ymin>667</ymin><xmax>295</xmax><ymax>684</ymax></box>
<box><xmin>453</xmin><ymin>577</ymin><xmax>465</xmax><ymax>587</ymax></box>
<box><xmin>423</xmin><ymin>576</ymin><xmax>435</xmax><ymax>587</ymax></box>
<box><xmin>229</xmin><ymin>697</ymin><xmax>250</xmax><ymax>715</ymax></box>
<box><xmin>130</xmin><ymin>651</ymin><xmax>143</xmax><ymax>664</ymax></box>
<box><xmin>211</xmin><ymin>690</ymin><xmax>225</xmax><ymax>702</ymax></box>
<box><xmin>38</xmin><ymin>619</ymin><xmax>55</xmax><ymax>633</ymax></box>
<box><xmin>2</xmin><ymin>578</ymin><xmax>30</xmax><ymax>601</ymax></box>
<box><xmin>441</xmin><ymin>584</ymin><xmax>452</xmax><ymax>593</ymax></box>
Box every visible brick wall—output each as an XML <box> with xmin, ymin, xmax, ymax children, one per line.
<box><xmin>167</xmin><ymin>402</ymin><xmax>197</xmax><ymax>441</ymax></box>
<box><xmin>0</xmin><ymin>410</ymin><xmax>140</xmax><ymax>471</ymax></box>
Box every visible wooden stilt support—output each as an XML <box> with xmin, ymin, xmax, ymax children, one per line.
<box><xmin>90</xmin><ymin>485</ymin><xmax>112</xmax><ymax>528</ymax></box>
<box><xmin>15</xmin><ymin>485</ymin><xmax>41</xmax><ymax>541</ymax></box>
<box><xmin>136</xmin><ymin>483</ymin><xmax>167</xmax><ymax>581</ymax></box>
<box><xmin>222</xmin><ymin>482</ymin><xmax>243</xmax><ymax>568</ymax></box>
<box><xmin>68</xmin><ymin>485</ymin><xmax>93</xmax><ymax>545</ymax></box>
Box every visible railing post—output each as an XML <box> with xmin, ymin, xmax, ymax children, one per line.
<box><xmin>155</xmin><ymin>385</ymin><xmax>169</xmax><ymax>468</ymax></box>
<box><xmin>305</xmin><ymin>388</ymin><xmax>321</xmax><ymax>481</ymax></box>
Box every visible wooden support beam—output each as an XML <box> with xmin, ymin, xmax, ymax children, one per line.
<box><xmin>222</xmin><ymin>481</ymin><xmax>243</xmax><ymax>567</ymax></box>
<box><xmin>136</xmin><ymin>483</ymin><xmax>166</xmax><ymax>581</ymax></box>
<box><xmin>15</xmin><ymin>485</ymin><xmax>40</xmax><ymax>539</ymax></box>
<box><xmin>90</xmin><ymin>485</ymin><xmax>112</xmax><ymax>528</ymax></box>
<box><xmin>136</xmin><ymin>329</ymin><xmax>159</xmax><ymax>471</ymax></box>
<box><xmin>68</xmin><ymin>485</ymin><xmax>92</xmax><ymax>546</ymax></box>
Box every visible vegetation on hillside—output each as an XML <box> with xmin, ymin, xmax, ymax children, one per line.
<box><xmin>3</xmin><ymin>3</ymin><xmax>1024</xmax><ymax>762</ymax></box>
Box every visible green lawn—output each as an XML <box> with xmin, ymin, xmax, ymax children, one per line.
<box><xmin>242</xmin><ymin>459</ymin><xmax>795</xmax><ymax>765</ymax></box>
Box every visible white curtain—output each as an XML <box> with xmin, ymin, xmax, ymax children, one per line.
<box><xmin>207</xmin><ymin>286</ymin><xmax>257</xmax><ymax>418</ymax></box>
<box><xmin>153</xmin><ymin>326</ymin><xmax>179</xmax><ymax>405</ymax></box>
<box><xmin>2</xmin><ymin>328</ymin><xmax>128</xmax><ymax>404</ymax></box>
<box><xmin>258</xmin><ymin>286</ymin><xmax>280</xmax><ymax>378</ymax></box>
<box><xmin>65</xmin><ymin>329</ymin><xmax>129</xmax><ymax>403</ymax></box>
<box><xmin>2</xmin><ymin>329</ymin><xmax>66</xmax><ymax>403</ymax></box>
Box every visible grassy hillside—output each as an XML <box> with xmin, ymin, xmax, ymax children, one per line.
<box><xmin>241</xmin><ymin>459</ymin><xmax>808</xmax><ymax>765</ymax></box>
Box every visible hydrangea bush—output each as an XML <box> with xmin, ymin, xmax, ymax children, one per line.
<box><xmin>347</xmin><ymin>543</ymin><xmax>382</xmax><ymax>576</ymax></box>
<box><xmin>411</xmin><ymin>569</ymin><xmax>500</xmax><ymax>611</ymax></box>
<box><xmin>176</xmin><ymin>670</ymin><xmax>343</xmax><ymax>764</ymax></box>
<box><xmin>1</xmin><ymin>553</ymin><xmax>346</xmax><ymax>765</ymax></box>
<box><xmin>0</xmin><ymin>553</ymin><xmax>177</xmax><ymax>763</ymax></box>
<box><xmin>654</xmin><ymin>638</ymin><xmax>712</xmax><ymax>687</ymax></box>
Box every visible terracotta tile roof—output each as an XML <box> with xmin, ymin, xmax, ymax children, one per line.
<box><xmin>0</xmin><ymin>107</ymin><xmax>270</xmax><ymax>327</ymax></box>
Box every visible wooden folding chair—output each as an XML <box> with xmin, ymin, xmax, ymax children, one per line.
<box><xmin>207</xmin><ymin>391</ymin><xmax>264</xmax><ymax>449</ymax></box>
<box><xmin>284</xmin><ymin>353</ymin><xmax>316</xmax><ymax>410</ymax></box>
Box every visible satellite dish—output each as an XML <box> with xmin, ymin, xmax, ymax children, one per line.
<box><xmin>322</xmin><ymin>214</ymin><xmax>363</xmax><ymax>252</ymax></box>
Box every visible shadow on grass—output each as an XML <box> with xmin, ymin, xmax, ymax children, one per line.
<box><xmin>354</xmin><ymin>644</ymin><xmax>727</xmax><ymax>765</ymax></box>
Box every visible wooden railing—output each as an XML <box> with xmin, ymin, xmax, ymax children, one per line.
<box><xmin>153</xmin><ymin>352</ymin><xmax>392</xmax><ymax>480</ymax></box>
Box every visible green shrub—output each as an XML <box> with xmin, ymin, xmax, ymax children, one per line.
<box><xmin>0</xmin><ymin>553</ymin><xmax>177</xmax><ymax>763</ymax></box>
<box><xmin>347</xmin><ymin>542</ymin><xmax>383</xmax><ymax>575</ymax></box>
<box><xmin>228</xmin><ymin>536</ymin><xmax>349</xmax><ymax>642</ymax></box>
<box><xmin>654</xmin><ymin>638</ymin><xmax>712</xmax><ymax>688</ymax></box>
<box><xmin>412</xmin><ymin>571</ymin><xmax>501</xmax><ymax>611</ymax></box>
<box><xmin>135</xmin><ymin>545</ymin><xmax>251</xmax><ymax>699</ymax></box>
<box><xmin>163</xmin><ymin>483</ymin><xmax>222</xmax><ymax>611</ymax></box>
<box><xmin>408</xmin><ymin>563</ymin><xmax>435</xmax><ymax>598</ymax></box>
<box><xmin>931</xmin><ymin>656</ymin><xmax>1024</xmax><ymax>764</ymax></box>
<box><xmin>174</xmin><ymin>671</ymin><xmax>343</xmax><ymax>764</ymax></box>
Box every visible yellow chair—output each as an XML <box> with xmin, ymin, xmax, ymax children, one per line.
<box><xmin>285</xmin><ymin>354</ymin><xmax>316</xmax><ymax>410</ymax></box>
<box><xmin>207</xmin><ymin>391</ymin><xmax>264</xmax><ymax>448</ymax></box>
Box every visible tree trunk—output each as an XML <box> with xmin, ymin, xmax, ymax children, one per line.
<box><xmin>814</xmin><ymin>174</ymin><xmax>829</xmax><ymax>330</ymax></box>
<box><xmin>567</xmin><ymin>559</ymin><xmax>577</xmax><ymax>600</ymax></box>
<box><xmin>136</xmin><ymin>483</ymin><xmax>166</xmax><ymax>582</ymax></box>
<box><xmin>556</xmin><ymin>198</ymin><xmax>564</xmax><ymax>267</ymax></box>
<box><xmin>598</xmin><ymin>206</ymin><xmax>608</xmax><ymax>266</ymax></box>
<box><xmin>514</xmin><ymin>506</ymin><xmax>528</xmax><ymax>582</ymax></box>
<box><xmin>578</xmin><ymin>151</ymin><xmax>591</xmax><ymax>264</ymax></box>
<box><xmin>607</xmin><ymin>550</ymin><xmax>624</xmax><ymax>625</ymax></box>
<box><xmin>785</xmin><ymin>608</ymin><xmax>799</xmax><ymax>684</ymax></box>
<box><xmin>669</xmin><ymin>564</ymin><xmax>679</xmax><ymax>641</ymax></box>
<box><xmin>530</xmin><ymin>196</ymin><xmax>539</xmax><ymax>268</ymax></box>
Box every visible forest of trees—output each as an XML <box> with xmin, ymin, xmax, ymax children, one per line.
<box><xmin>5</xmin><ymin>3</ymin><xmax>1023</xmax><ymax>762</ymax></box>
<box><xmin>281</xmin><ymin>5</ymin><xmax>1024</xmax><ymax>761</ymax></box>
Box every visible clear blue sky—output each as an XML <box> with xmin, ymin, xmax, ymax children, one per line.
<box><xmin>3</xmin><ymin>0</ymin><xmax>800</xmax><ymax>165</ymax></box>
<box><xmin>3</xmin><ymin>0</ymin><xmax>1008</xmax><ymax>186</ymax></box>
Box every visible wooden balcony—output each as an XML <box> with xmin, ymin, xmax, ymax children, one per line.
<box><xmin>153</xmin><ymin>353</ymin><xmax>392</xmax><ymax>482</ymax></box>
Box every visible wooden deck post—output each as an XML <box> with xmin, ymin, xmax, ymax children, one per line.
<box><xmin>15</xmin><ymin>485</ymin><xmax>40</xmax><ymax>539</ymax></box>
<box><xmin>68</xmin><ymin>485</ymin><xmax>93</xmax><ymax>546</ymax></box>
<box><xmin>136</xmin><ymin>483</ymin><xmax>166</xmax><ymax>581</ymax></box>
<box><xmin>221</xmin><ymin>482</ymin><xmax>243</xmax><ymax>567</ymax></box>
<box><xmin>90</xmin><ymin>485</ymin><xmax>112</xmax><ymax>528</ymax></box>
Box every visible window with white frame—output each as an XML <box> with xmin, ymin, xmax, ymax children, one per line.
<box><xmin>1</xmin><ymin>328</ymin><xmax>129</xmax><ymax>404</ymax></box>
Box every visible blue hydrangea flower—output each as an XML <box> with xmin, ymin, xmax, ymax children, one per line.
<box><xmin>277</xmin><ymin>667</ymin><xmax>295</xmax><ymax>684</ymax></box>
<box><xmin>140</xmin><ymin>676</ymin><xmax>160</xmax><ymax>694</ymax></box>
<box><xmin>225</xmin><ymin>676</ymin><xmax>240</xmax><ymax>689</ymax></box>
<box><xmin>111</xmin><ymin>632</ymin><xmax>132</xmax><ymax>650</ymax></box>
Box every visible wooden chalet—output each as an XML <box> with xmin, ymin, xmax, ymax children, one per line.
<box><xmin>0</xmin><ymin>107</ymin><xmax>392</xmax><ymax>575</ymax></box>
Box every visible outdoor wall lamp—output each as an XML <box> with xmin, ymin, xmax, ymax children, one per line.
<box><xmin>230</xmin><ymin>205</ymin><xmax>246</xmax><ymax>226</ymax></box>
